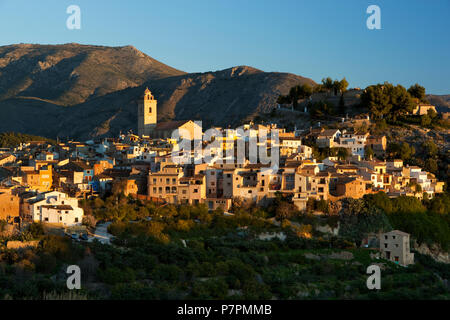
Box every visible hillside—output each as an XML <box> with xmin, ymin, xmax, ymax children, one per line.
<box><xmin>0</xmin><ymin>43</ymin><xmax>185</xmax><ymax>106</ymax></box>
<box><xmin>427</xmin><ymin>94</ymin><xmax>450</xmax><ymax>113</ymax></box>
<box><xmin>0</xmin><ymin>44</ymin><xmax>315</xmax><ymax>139</ymax></box>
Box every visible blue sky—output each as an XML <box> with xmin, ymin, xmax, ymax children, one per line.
<box><xmin>0</xmin><ymin>0</ymin><xmax>449</xmax><ymax>94</ymax></box>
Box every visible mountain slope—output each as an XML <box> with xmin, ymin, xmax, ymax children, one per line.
<box><xmin>427</xmin><ymin>94</ymin><xmax>450</xmax><ymax>113</ymax></box>
<box><xmin>50</xmin><ymin>66</ymin><xmax>315</xmax><ymax>139</ymax></box>
<box><xmin>0</xmin><ymin>44</ymin><xmax>315</xmax><ymax>139</ymax></box>
<box><xmin>0</xmin><ymin>43</ymin><xmax>185</xmax><ymax>106</ymax></box>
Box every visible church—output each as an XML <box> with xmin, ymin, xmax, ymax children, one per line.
<box><xmin>137</xmin><ymin>88</ymin><xmax>201</xmax><ymax>140</ymax></box>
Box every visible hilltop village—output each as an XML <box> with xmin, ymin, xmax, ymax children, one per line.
<box><xmin>0</xmin><ymin>88</ymin><xmax>445</xmax><ymax>229</ymax></box>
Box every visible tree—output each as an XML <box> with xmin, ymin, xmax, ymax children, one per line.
<box><xmin>427</xmin><ymin>108</ymin><xmax>437</xmax><ymax>119</ymax></box>
<box><xmin>309</xmin><ymin>101</ymin><xmax>335</xmax><ymax>119</ymax></box>
<box><xmin>390</xmin><ymin>85</ymin><xmax>415</xmax><ymax>121</ymax></box>
<box><xmin>424</xmin><ymin>158</ymin><xmax>438</xmax><ymax>174</ymax></box>
<box><xmin>421</xmin><ymin>114</ymin><xmax>432</xmax><ymax>127</ymax></box>
<box><xmin>278</xmin><ymin>84</ymin><xmax>313</xmax><ymax>109</ymax></box>
<box><xmin>361</xmin><ymin>84</ymin><xmax>391</xmax><ymax>120</ymax></box>
<box><xmin>387</xmin><ymin>142</ymin><xmax>415</xmax><ymax>161</ymax></box>
<box><xmin>339</xmin><ymin>78</ymin><xmax>349</xmax><ymax>93</ymax></box>
<box><xmin>422</xmin><ymin>140</ymin><xmax>438</xmax><ymax>158</ymax></box>
<box><xmin>333</xmin><ymin>78</ymin><xmax>349</xmax><ymax>96</ymax></box>
<box><xmin>321</xmin><ymin>77</ymin><xmax>334</xmax><ymax>94</ymax></box>
<box><xmin>361</xmin><ymin>83</ymin><xmax>415</xmax><ymax>121</ymax></box>
<box><xmin>275</xmin><ymin>201</ymin><xmax>295</xmax><ymax>223</ymax></box>
<box><xmin>337</xmin><ymin>148</ymin><xmax>349</xmax><ymax>160</ymax></box>
<box><xmin>400</xmin><ymin>142</ymin><xmax>415</xmax><ymax>161</ymax></box>
<box><xmin>365</xmin><ymin>146</ymin><xmax>374</xmax><ymax>160</ymax></box>
<box><xmin>333</xmin><ymin>80</ymin><xmax>340</xmax><ymax>96</ymax></box>
<box><xmin>408</xmin><ymin>83</ymin><xmax>428</xmax><ymax>103</ymax></box>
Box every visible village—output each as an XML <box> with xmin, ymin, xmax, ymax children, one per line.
<box><xmin>0</xmin><ymin>88</ymin><xmax>445</xmax><ymax>267</ymax></box>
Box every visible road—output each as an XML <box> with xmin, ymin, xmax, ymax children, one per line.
<box><xmin>88</xmin><ymin>222</ymin><xmax>113</xmax><ymax>244</ymax></box>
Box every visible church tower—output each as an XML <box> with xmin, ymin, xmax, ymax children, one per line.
<box><xmin>138</xmin><ymin>87</ymin><xmax>157</xmax><ymax>136</ymax></box>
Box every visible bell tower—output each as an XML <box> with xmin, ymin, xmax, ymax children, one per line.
<box><xmin>138</xmin><ymin>87</ymin><xmax>157</xmax><ymax>137</ymax></box>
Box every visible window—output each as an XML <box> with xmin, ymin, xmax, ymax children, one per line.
<box><xmin>153</xmin><ymin>178</ymin><xmax>156</xmax><ymax>183</ymax></box>
<box><xmin>172</xmin><ymin>178</ymin><xmax>176</xmax><ymax>184</ymax></box>
<box><xmin>193</xmin><ymin>189</ymin><xmax>198</xmax><ymax>193</ymax></box>
<box><xmin>75</xmin><ymin>218</ymin><xmax>79</xmax><ymax>223</ymax></box>
<box><xmin>384</xmin><ymin>243</ymin><xmax>388</xmax><ymax>248</ymax></box>
<box><xmin>166</xmin><ymin>178</ymin><xmax>170</xmax><ymax>184</ymax></box>
<box><xmin>45</xmin><ymin>218</ymin><xmax>48</xmax><ymax>222</ymax></box>
<box><xmin>60</xmin><ymin>216</ymin><xmax>62</xmax><ymax>221</ymax></box>
<box><xmin>153</xmin><ymin>187</ymin><xmax>157</xmax><ymax>193</ymax></box>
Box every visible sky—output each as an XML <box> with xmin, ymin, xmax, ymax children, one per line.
<box><xmin>0</xmin><ymin>0</ymin><xmax>449</xmax><ymax>94</ymax></box>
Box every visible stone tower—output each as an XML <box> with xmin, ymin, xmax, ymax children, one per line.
<box><xmin>138</xmin><ymin>87</ymin><xmax>157</xmax><ymax>136</ymax></box>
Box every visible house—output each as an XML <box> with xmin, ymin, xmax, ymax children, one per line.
<box><xmin>379</xmin><ymin>230</ymin><xmax>414</xmax><ymax>266</ymax></box>
<box><xmin>410</xmin><ymin>104</ymin><xmax>437</xmax><ymax>116</ymax></box>
<box><xmin>335</xmin><ymin>134</ymin><xmax>366</xmax><ymax>158</ymax></box>
<box><xmin>316</xmin><ymin>129</ymin><xmax>341</xmax><ymax>148</ymax></box>
<box><xmin>332</xmin><ymin>176</ymin><xmax>366</xmax><ymax>199</ymax></box>
<box><xmin>0</xmin><ymin>154</ymin><xmax>16</xmax><ymax>166</ymax></box>
<box><xmin>148</xmin><ymin>165</ymin><xmax>206</xmax><ymax>205</ymax></box>
<box><xmin>28</xmin><ymin>191</ymin><xmax>84</xmax><ymax>227</ymax></box>
<box><xmin>366</xmin><ymin>135</ymin><xmax>387</xmax><ymax>157</ymax></box>
<box><xmin>21</xmin><ymin>165</ymin><xmax>53</xmax><ymax>192</ymax></box>
<box><xmin>0</xmin><ymin>192</ymin><xmax>20</xmax><ymax>224</ymax></box>
<box><xmin>279</xmin><ymin>137</ymin><xmax>303</xmax><ymax>157</ymax></box>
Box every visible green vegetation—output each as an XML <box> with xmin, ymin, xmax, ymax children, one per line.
<box><xmin>314</xmin><ymin>77</ymin><xmax>349</xmax><ymax>95</ymax></box>
<box><xmin>0</xmin><ymin>132</ymin><xmax>56</xmax><ymax>148</ymax></box>
<box><xmin>361</xmin><ymin>82</ymin><xmax>415</xmax><ymax>122</ymax></box>
<box><xmin>407</xmin><ymin>84</ymin><xmax>428</xmax><ymax>103</ymax></box>
<box><xmin>308</xmin><ymin>101</ymin><xmax>335</xmax><ymax>119</ymax></box>
<box><xmin>1</xmin><ymin>190</ymin><xmax>449</xmax><ymax>300</ymax></box>
<box><xmin>364</xmin><ymin>192</ymin><xmax>450</xmax><ymax>251</ymax></box>
<box><xmin>277</xmin><ymin>84</ymin><xmax>313</xmax><ymax>108</ymax></box>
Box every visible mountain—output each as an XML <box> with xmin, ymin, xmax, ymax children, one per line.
<box><xmin>427</xmin><ymin>94</ymin><xmax>450</xmax><ymax>113</ymax></box>
<box><xmin>0</xmin><ymin>43</ymin><xmax>185</xmax><ymax>106</ymax></box>
<box><xmin>0</xmin><ymin>44</ymin><xmax>315</xmax><ymax>139</ymax></box>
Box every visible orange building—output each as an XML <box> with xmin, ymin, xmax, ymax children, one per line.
<box><xmin>22</xmin><ymin>165</ymin><xmax>53</xmax><ymax>192</ymax></box>
<box><xmin>0</xmin><ymin>192</ymin><xmax>20</xmax><ymax>223</ymax></box>
<box><xmin>333</xmin><ymin>177</ymin><xmax>366</xmax><ymax>199</ymax></box>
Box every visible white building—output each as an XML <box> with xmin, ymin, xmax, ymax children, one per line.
<box><xmin>30</xmin><ymin>191</ymin><xmax>84</xmax><ymax>227</ymax></box>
